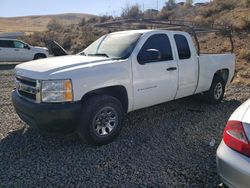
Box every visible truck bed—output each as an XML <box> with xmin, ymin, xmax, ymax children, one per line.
<box><xmin>195</xmin><ymin>53</ymin><xmax>235</xmax><ymax>94</ymax></box>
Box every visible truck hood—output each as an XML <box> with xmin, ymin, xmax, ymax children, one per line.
<box><xmin>15</xmin><ymin>55</ymin><xmax>117</xmax><ymax>79</ymax></box>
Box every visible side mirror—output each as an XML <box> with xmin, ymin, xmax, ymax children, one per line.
<box><xmin>24</xmin><ymin>44</ymin><xmax>30</xmax><ymax>50</ymax></box>
<box><xmin>138</xmin><ymin>49</ymin><xmax>162</xmax><ymax>64</ymax></box>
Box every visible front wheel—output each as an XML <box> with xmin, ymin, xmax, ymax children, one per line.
<box><xmin>77</xmin><ymin>95</ymin><xmax>124</xmax><ymax>145</ymax></box>
<box><xmin>204</xmin><ymin>75</ymin><xmax>226</xmax><ymax>104</ymax></box>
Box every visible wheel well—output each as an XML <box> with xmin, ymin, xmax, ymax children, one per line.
<box><xmin>214</xmin><ymin>69</ymin><xmax>229</xmax><ymax>83</ymax></box>
<box><xmin>34</xmin><ymin>53</ymin><xmax>47</xmax><ymax>58</ymax></box>
<box><xmin>81</xmin><ymin>86</ymin><xmax>129</xmax><ymax>112</ymax></box>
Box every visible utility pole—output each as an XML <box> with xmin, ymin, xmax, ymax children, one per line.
<box><xmin>156</xmin><ymin>0</ymin><xmax>159</xmax><ymax>10</ymax></box>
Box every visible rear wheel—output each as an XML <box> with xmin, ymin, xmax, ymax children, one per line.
<box><xmin>77</xmin><ymin>95</ymin><xmax>124</xmax><ymax>145</ymax></box>
<box><xmin>204</xmin><ymin>75</ymin><xmax>225</xmax><ymax>104</ymax></box>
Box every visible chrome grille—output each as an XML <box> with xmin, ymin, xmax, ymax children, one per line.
<box><xmin>15</xmin><ymin>76</ymin><xmax>38</xmax><ymax>101</ymax></box>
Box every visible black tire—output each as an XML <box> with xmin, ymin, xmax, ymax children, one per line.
<box><xmin>34</xmin><ymin>54</ymin><xmax>46</xmax><ymax>60</ymax></box>
<box><xmin>204</xmin><ymin>75</ymin><xmax>226</xmax><ymax>104</ymax></box>
<box><xmin>77</xmin><ymin>95</ymin><xmax>125</xmax><ymax>145</ymax></box>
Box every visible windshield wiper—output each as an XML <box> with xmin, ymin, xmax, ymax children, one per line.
<box><xmin>88</xmin><ymin>53</ymin><xmax>110</xmax><ymax>58</ymax></box>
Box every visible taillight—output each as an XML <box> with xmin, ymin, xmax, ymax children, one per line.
<box><xmin>223</xmin><ymin>120</ymin><xmax>250</xmax><ymax>157</ymax></box>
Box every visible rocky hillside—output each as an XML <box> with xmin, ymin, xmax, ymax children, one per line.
<box><xmin>160</xmin><ymin>0</ymin><xmax>250</xmax><ymax>31</ymax></box>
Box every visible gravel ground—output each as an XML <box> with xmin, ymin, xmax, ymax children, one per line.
<box><xmin>0</xmin><ymin>67</ymin><xmax>250</xmax><ymax>187</ymax></box>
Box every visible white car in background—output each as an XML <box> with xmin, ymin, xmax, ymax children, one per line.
<box><xmin>0</xmin><ymin>38</ymin><xmax>48</xmax><ymax>62</ymax></box>
<box><xmin>217</xmin><ymin>98</ymin><xmax>250</xmax><ymax>188</ymax></box>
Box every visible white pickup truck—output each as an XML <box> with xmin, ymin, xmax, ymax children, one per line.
<box><xmin>12</xmin><ymin>29</ymin><xmax>235</xmax><ymax>145</ymax></box>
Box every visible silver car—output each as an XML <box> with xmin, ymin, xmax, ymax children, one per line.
<box><xmin>216</xmin><ymin>98</ymin><xmax>250</xmax><ymax>188</ymax></box>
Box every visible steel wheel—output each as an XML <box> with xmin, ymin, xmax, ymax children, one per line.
<box><xmin>214</xmin><ymin>82</ymin><xmax>223</xmax><ymax>100</ymax></box>
<box><xmin>204</xmin><ymin>75</ymin><xmax>225</xmax><ymax>104</ymax></box>
<box><xmin>93</xmin><ymin>106</ymin><xmax>118</xmax><ymax>136</ymax></box>
<box><xmin>78</xmin><ymin>95</ymin><xmax>125</xmax><ymax>145</ymax></box>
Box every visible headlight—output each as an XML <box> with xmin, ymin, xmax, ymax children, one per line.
<box><xmin>41</xmin><ymin>79</ymin><xmax>73</xmax><ymax>103</ymax></box>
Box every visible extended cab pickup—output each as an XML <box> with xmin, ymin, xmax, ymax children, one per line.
<box><xmin>12</xmin><ymin>29</ymin><xmax>235</xmax><ymax>145</ymax></box>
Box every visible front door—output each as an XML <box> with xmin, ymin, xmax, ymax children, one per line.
<box><xmin>132</xmin><ymin>33</ymin><xmax>178</xmax><ymax>110</ymax></box>
<box><xmin>13</xmin><ymin>41</ymin><xmax>33</xmax><ymax>61</ymax></box>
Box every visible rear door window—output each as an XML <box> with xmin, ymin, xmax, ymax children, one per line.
<box><xmin>174</xmin><ymin>34</ymin><xmax>191</xmax><ymax>60</ymax></box>
<box><xmin>0</xmin><ymin>40</ymin><xmax>14</xmax><ymax>48</ymax></box>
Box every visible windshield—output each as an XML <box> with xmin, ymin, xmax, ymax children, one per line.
<box><xmin>81</xmin><ymin>32</ymin><xmax>142</xmax><ymax>59</ymax></box>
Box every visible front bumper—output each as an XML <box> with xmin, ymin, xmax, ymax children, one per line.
<box><xmin>216</xmin><ymin>141</ymin><xmax>250</xmax><ymax>188</ymax></box>
<box><xmin>12</xmin><ymin>90</ymin><xmax>81</xmax><ymax>133</ymax></box>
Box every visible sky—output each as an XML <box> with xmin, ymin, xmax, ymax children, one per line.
<box><xmin>0</xmin><ymin>0</ymin><xmax>208</xmax><ymax>17</ymax></box>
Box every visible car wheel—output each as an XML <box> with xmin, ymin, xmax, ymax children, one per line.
<box><xmin>77</xmin><ymin>95</ymin><xmax>124</xmax><ymax>145</ymax></box>
<box><xmin>205</xmin><ymin>75</ymin><xmax>225</xmax><ymax>104</ymax></box>
<box><xmin>34</xmin><ymin>54</ymin><xmax>46</xmax><ymax>60</ymax></box>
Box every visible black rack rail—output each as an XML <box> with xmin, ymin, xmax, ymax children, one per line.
<box><xmin>93</xmin><ymin>19</ymin><xmax>234</xmax><ymax>55</ymax></box>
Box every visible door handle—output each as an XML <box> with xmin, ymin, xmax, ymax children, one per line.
<box><xmin>15</xmin><ymin>49</ymin><xmax>20</xmax><ymax>51</ymax></box>
<box><xmin>166</xmin><ymin>67</ymin><xmax>177</xmax><ymax>71</ymax></box>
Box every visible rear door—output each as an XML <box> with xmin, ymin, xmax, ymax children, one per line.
<box><xmin>132</xmin><ymin>32</ymin><xmax>178</xmax><ymax>110</ymax></box>
<box><xmin>0</xmin><ymin>40</ymin><xmax>15</xmax><ymax>61</ymax></box>
<box><xmin>173</xmin><ymin>33</ymin><xmax>199</xmax><ymax>99</ymax></box>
